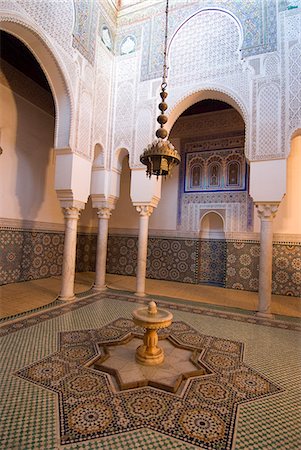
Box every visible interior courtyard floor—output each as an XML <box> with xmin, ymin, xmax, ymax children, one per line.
<box><xmin>0</xmin><ymin>271</ymin><xmax>300</xmax><ymax>319</ymax></box>
<box><xmin>1</xmin><ymin>275</ymin><xmax>300</xmax><ymax>449</ymax></box>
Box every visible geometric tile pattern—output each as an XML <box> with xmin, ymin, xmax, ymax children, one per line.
<box><xmin>1</xmin><ymin>228</ymin><xmax>300</xmax><ymax>298</ymax></box>
<box><xmin>226</xmin><ymin>241</ymin><xmax>260</xmax><ymax>291</ymax></box>
<box><xmin>107</xmin><ymin>236</ymin><xmax>198</xmax><ymax>284</ymax></box>
<box><xmin>147</xmin><ymin>237</ymin><xmax>197</xmax><ymax>284</ymax></box>
<box><xmin>0</xmin><ymin>229</ymin><xmax>64</xmax><ymax>285</ymax></box>
<box><xmin>272</xmin><ymin>244</ymin><xmax>301</xmax><ymax>297</ymax></box>
<box><xmin>16</xmin><ymin>319</ymin><xmax>282</xmax><ymax>448</ymax></box>
<box><xmin>1</xmin><ymin>292</ymin><xmax>301</xmax><ymax>449</ymax></box>
<box><xmin>226</xmin><ymin>240</ymin><xmax>301</xmax><ymax>297</ymax></box>
<box><xmin>199</xmin><ymin>240</ymin><xmax>227</xmax><ymax>287</ymax></box>
<box><xmin>107</xmin><ymin>235</ymin><xmax>138</xmax><ymax>277</ymax></box>
<box><xmin>1</xmin><ymin>291</ymin><xmax>300</xmax><ymax>336</ymax></box>
<box><xmin>0</xmin><ymin>229</ymin><xmax>97</xmax><ymax>285</ymax></box>
<box><xmin>76</xmin><ymin>233</ymin><xmax>97</xmax><ymax>273</ymax></box>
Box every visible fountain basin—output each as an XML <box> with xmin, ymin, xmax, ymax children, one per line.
<box><xmin>132</xmin><ymin>301</ymin><xmax>173</xmax><ymax>365</ymax></box>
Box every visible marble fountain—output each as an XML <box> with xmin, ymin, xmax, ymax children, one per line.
<box><xmin>93</xmin><ymin>301</ymin><xmax>208</xmax><ymax>393</ymax></box>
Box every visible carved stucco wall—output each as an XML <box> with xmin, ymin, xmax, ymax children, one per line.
<box><xmin>1</xmin><ymin>1</ymin><xmax>300</xmax><ymax>177</ymax></box>
<box><xmin>92</xmin><ymin>41</ymin><xmax>114</xmax><ymax>165</ymax></box>
<box><xmin>0</xmin><ymin>0</ymin><xmax>116</xmax><ymax>161</ymax></box>
<box><xmin>284</xmin><ymin>11</ymin><xmax>301</xmax><ymax>144</ymax></box>
<box><xmin>112</xmin><ymin>53</ymin><xmax>138</xmax><ymax>165</ymax></box>
<box><xmin>118</xmin><ymin>4</ymin><xmax>301</xmax><ymax>167</ymax></box>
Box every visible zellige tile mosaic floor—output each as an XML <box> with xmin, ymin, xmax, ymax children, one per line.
<box><xmin>0</xmin><ymin>290</ymin><xmax>301</xmax><ymax>449</ymax></box>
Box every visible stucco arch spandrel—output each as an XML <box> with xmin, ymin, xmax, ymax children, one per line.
<box><xmin>168</xmin><ymin>7</ymin><xmax>244</xmax><ymax>54</ymax></box>
<box><xmin>0</xmin><ymin>13</ymin><xmax>74</xmax><ymax>149</ymax></box>
<box><xmin>167</xmin><ymin>87</ymin><xmax>250</xmax><ymax>159</ymax></box>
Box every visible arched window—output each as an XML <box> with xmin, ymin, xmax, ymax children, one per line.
<box><xmin>191</xmin><ymin>165</ymin><xmax>201</xmax><ymax>187</ymax></box>
<box><xmin>227</xmin><ymin>161</ymin><xmax>240</xmax><ymax>186</ymax></box>
<box><xmin>208</xmin><ymin>163</ymin><xmax>220</xmax><ymax>187</ymax></box>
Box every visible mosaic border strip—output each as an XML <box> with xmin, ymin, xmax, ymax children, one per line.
<box><xmin>0</xmin><ymin>297</ymin><xmax>65</xmax><ymax>324</ymax></box>
<box><xmin>1</xmin><ymin>290</ymin><xmax>300</xmax><ymax>338</ymax></box>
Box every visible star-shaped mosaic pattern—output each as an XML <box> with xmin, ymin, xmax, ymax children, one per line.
<box><xmin>16</xmin><ymin>319</ymin><xmax>282</xmax><ymax>448</ymax></box>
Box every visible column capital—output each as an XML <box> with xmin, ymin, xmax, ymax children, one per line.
<box><xmin>136</xmin><ymin>205</ymin><xmax>153</xmax><ymax>217</ymax></box>
<box><xmin>62</xmin><ymin>206</ymin><xmax>82</xmax><ymax>220</ymax></box>
<box><xmin>255</xmin><ymin>202</ymin><xmax>279</xmax><ymax>220</ymax></box>
<box><xmin>97</xmin><ymin>207</ymin><xmax>112</xmax><ymax>220</ymax></box>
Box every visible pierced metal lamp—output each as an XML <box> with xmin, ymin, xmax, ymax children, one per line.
<box><xmin>140</xmin><ymin>0</ymin><xmax>181</xmax><ymax>178</ymax></box>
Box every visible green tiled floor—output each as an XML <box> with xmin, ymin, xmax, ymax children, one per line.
<box><xmin>0</xmin><ymin>293</ymin><xmax>300</xmax><ymax>449</ymax></box>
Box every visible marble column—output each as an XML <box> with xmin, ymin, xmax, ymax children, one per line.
<box><xmin>59</xmin><ymin>206</ymin><xmax>81</xmax><ymax>301</ymax></box>
<box><xmin>94</xmin><ymin>207</ymin><xmax>112</xmax><ymax>291</ymax></box>
<box><xmin>255</xmin><ymin>203</ymin><xmax>279</xmax><ymax>318</ymax></box>
<box><xmin>135</xmin><ymin>205</ymin><xmax>153</xmax><ymax>297</ymax></box>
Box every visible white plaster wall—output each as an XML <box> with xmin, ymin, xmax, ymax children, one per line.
<box><xmin>0</xmin><ymin>77</ymin><xmax>63</xmax><ymax>224</ymax></box>
<box><xmin>149</xmin><ymin>166</ymin><xmax>179</xmax><ymax>230</ymax></box>
<box><xmin>110</xmin><ymin>158</ymin><xmax>138</xmax><ymax>229</ymax></box>
<box><xmin>109</xmin><ymin>156</ymin><xmax>179</xmax><ymax>231</ymax></box>
<box><xmin>0</xmin><ymin>65</ymin><xmax>95</xmax><ymax>229</ymax></box>
<box><xmin>252</xmin><ymin>136</ymin><xmax>301</xmax><ymax>235</ymax></box>
<box><xmin>273</xmin><ymin>135</ymin><xmax>301</xmax><ymax>234</ymax></box>
<box><xmin>79</xmin><ymin>196</ymin><xmax>98</xmax><ymax>230</ymax></box>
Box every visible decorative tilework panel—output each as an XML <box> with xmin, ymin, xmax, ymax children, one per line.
<box><xmin>0</xmin><ymin>229</ymin><xmax>64</xmax><ymax>285</ymax></box>
<box><xmin>1</xmin><ymin>229</ymin><xmax>300</xmax><ymax>298</ymax></box>
<box><xmin>1</xmin><ymin>293</ymin><xmax>299</xmax><ymax>449</ymax></box>
<box><xmin>76</xmin><ymin>233</ymin><xmax>97</xmax><ymax>272</ymax></box>
<box><xmin>226</xmin><ymin>241</ymin><xmax>260</xmax><ymax>291</ymax></box>
<box><xmin>0</xmin><ymin>229</ymin><xmax>96</xmax><ymax>285</ymax></box>
<box><xmin>107</xmin><ymin>235</ymin><xmax>138</xmax><ymax>276</ymax></box>
<box><xmin>226</xmin><ymin>241</ymin><xmax>301</xmax><ymax>297</ymax></box>
<box><xmin>273</xmin><ymin>243</ymin><xmax>301</xmax><ymax>297</ymax></box>
<box><xmin>15</xmin><ymin>315</ymin><xmax>282</xmax><ymax>448</ymax></box>
<box><xmin>199</xmin><ymin>240</ymin><xmax>227</xmax><ymax>287</ymax></box>
<box><xmin>147</xmin><ymin>238</ymin><xmax>197</xmax><ymax>284</ymax></box>
<box><xmin>107</xmin><ymin>236</ymin><xmax>197</xmax><ymax>283</ymax></box>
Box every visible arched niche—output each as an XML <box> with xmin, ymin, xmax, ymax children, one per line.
<box><xmin>92</xmin><ymin>143</ymin><xmax>105</xmax><ymax>168</ymax></box>
<box><xmin>167</xmin><ymin>89</ymin><xmax>248</xmax><ymax>158</ymax></box>
<box><xmin>0</xmin><ymin>16</ymin><xmax>73</xmax><ymax>148</ymax></box>
<box><xmin>0</xmin><ymin>28</ymin><xmax>65</xmax><ymax>223</ymax></box>
<box><xmin>113</xmin><ymin>147</ymin><xmax>129</xmax><ymax>173</ymax></box>
<box><xmin>200</xmin><ymin>211</ymin><xmax>225</xmax><ymax>239</ymax></box>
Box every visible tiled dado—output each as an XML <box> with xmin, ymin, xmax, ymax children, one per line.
<box><xmin>0</xmin><ymin>229</ymin><xmax>64</xmax><ymax>285</ymax></box>
<box><xmin>106</xmin><ymin>235</ymin><xmax>198</xmax><ymax>283</ymax></box>
<box><xmin>226</xmin><ymin>241</ymin><xmax>260</xmax><ymax>292</ymax></box>
<box><xmin>0</xmin><ymin>229</ymin><xmax>96</xmax><ymax>285</ymax></box>
<box><xmin>1</xmin><ymin>229</ymin><xmax>300</xmax><ymax>297</ymax></box>
<box><xmin>226</xmin><ymin>241</ymin><xmax>301</xmax><ymax>297</ymax></box>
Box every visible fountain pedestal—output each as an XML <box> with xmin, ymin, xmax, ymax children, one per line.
<box><xmin>132</xmin><ymin>301</ymin><xmax>173</xmax><ymax>366</ymax></box>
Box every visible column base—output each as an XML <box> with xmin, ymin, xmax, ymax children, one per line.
<box><xmin>58</xmin><ymin>294</ymin><xmax>76</xmax><ymax>301</ymax></box>
<box><xmin>93</xmin><ymin>284</ymin><xmax>108</xmax><ymax>292</ymax></box>
<box><xmin>135</xmin><ymin>292</ymin><xmax>146</xmax><ymax>297</ymax></box>
<box><xmin>255</xmin><ymin>311</ymin><xmax>275</xmax><ymax>319</ymax></box>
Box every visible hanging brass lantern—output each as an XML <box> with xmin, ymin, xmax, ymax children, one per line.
<box><xmin>140</xmin><ymin>0</ymin><xmax>181</xmax><ymax>178</ymax></box>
